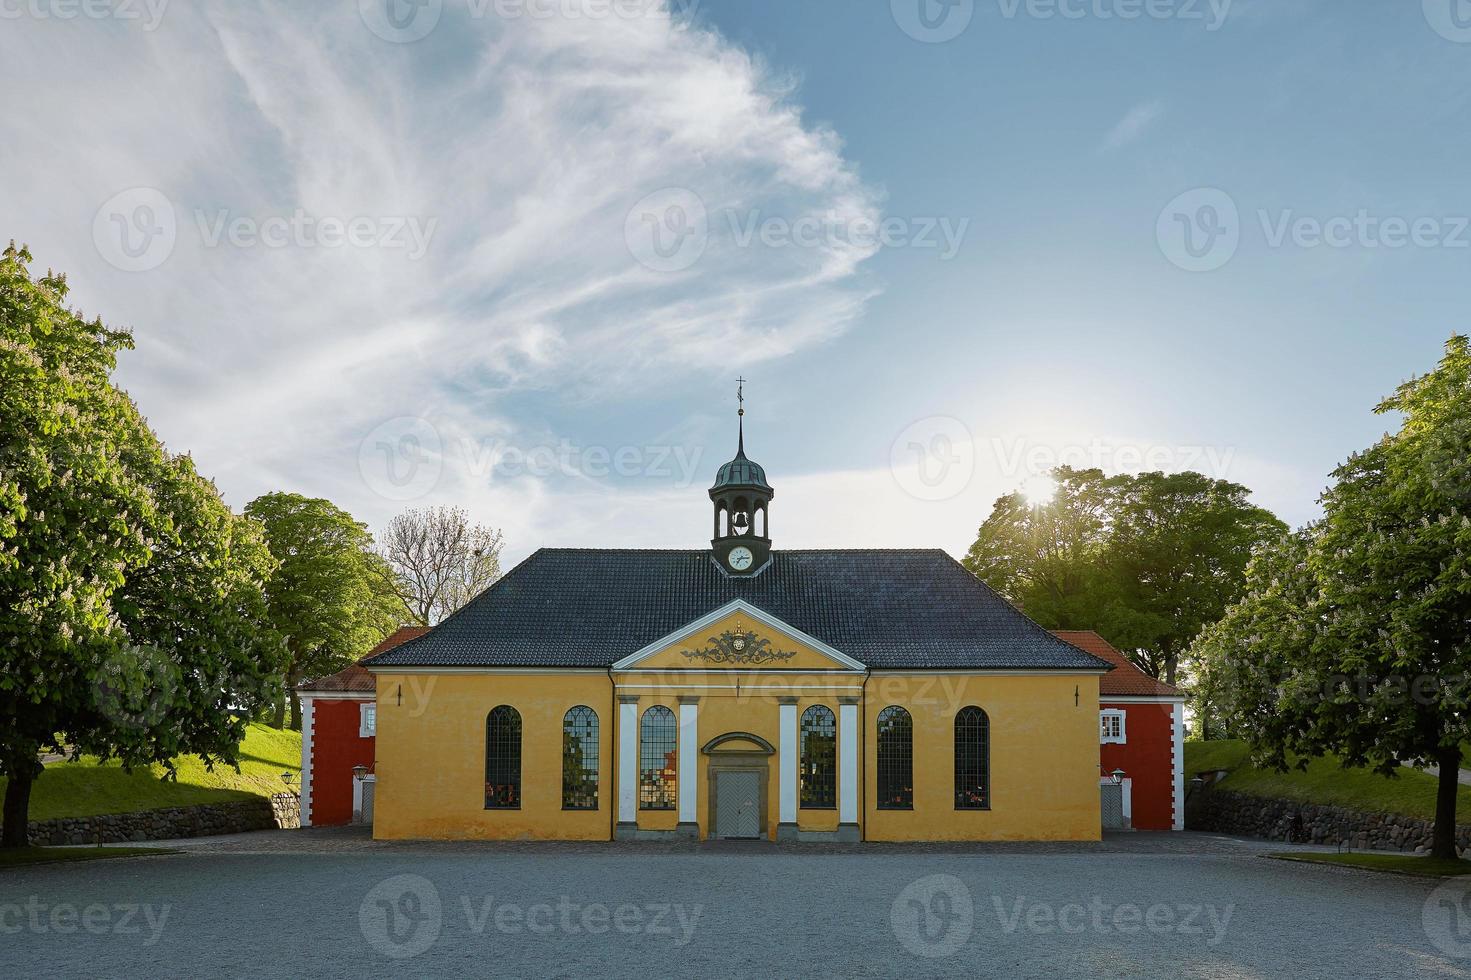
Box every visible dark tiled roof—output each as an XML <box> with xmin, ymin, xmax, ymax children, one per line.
<box><xmin>299</xmin><ymin>626</ymin><xmax>430</xmax><ymax>692</ymax></box>
<box><xmin>1051</xmin><ymin>631</ymin><xmax>1182</xmax><ymax>698</ymax></box>
<box><xmin>363</xmin><ymin>550</ymin><xmax>1113</xmax><ymax>672</ymax></box>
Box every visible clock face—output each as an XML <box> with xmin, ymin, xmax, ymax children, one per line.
<box><xmin>727</xmin><ymin>546</ymin><xmax>754</xmax><ymax>571</ymax></box>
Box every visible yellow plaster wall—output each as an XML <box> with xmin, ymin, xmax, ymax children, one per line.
<box><xmin>372</xmin><ymin>665</ymin><xmax>1102</xmax><ymax>843</ymax></box>
<box><xmin>863</xmin><ymin>673</ymin><xmax>1102</xmax><ymax>842</ymax></box>
<box><xmin>372</xmin><ymin>672</ymin><xmax>614</xmax><ymax>841</ymax></box>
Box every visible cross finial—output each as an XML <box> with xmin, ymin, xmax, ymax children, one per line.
<box><xmin>736</xmin><ymin>377</ymin><xmax>746</xmax><ymax>455</ymax></box>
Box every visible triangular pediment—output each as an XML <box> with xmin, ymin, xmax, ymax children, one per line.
<box><xmin>611</xmin><ymin>600</ymin><xmax>864</xmax><ymax>672</ymax></box>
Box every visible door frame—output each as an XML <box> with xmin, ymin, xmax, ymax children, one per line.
<box><xmin>702</xmin><ymin>732</ymin><xmax>774</xmax><ymax>840</ymax></box>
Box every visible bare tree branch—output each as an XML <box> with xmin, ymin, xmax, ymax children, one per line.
<box><xmin>377</xmin><ymin>506</ymin><xmax>505</xmax><ymax>625</ymax></box>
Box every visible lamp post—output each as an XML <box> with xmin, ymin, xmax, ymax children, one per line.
<box><xmin>351</xmin><ymin>765</ymin><xmax>371</xmax><ymax>827</ymax></box>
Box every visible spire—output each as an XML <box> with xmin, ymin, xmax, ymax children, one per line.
<box><xmin>710</xmin><ymin>375</ymin><xmax>771</xmax><ymax>493</ymax></box>
<box><xmin>736</xmin><ymin>375</ymin><xmax>746</xmax><ymax>458</ymax></box>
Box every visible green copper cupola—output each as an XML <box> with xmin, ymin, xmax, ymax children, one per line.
<box><xmin>709</xmin><ymin>378</ymin><xmax>773</xmax><ymax>574</ymax></box>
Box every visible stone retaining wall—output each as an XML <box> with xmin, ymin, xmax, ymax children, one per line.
<box><xmin>1186</xmin><ymin>787</ymin><xmax>1471</xmax><ymax>855</ymax></box>
<box><xmin>11</xmin><ymin>793</ymin><xmax>301</xmax><ymax>846</ymax></box>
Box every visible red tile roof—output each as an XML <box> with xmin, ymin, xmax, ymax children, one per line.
<box><xmin>1050</xmin><ymin>630</ymin><xmax>1182</xmax><ymax>698</ymax></box>
<box><xmin>298</xmin><ymin>626</ymin><xmax>430</xmax><ymax>693</ymax></box>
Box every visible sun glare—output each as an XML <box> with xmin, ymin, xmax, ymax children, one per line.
<box><xmin>1022</xmin><ymin>475</ymin><xmax>1059</xmax><ymax>508</ymax></box>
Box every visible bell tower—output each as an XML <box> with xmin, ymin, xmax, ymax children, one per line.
<box><xmin>709</xmin><ymin>378</ymin><xmax>773</xmax><ymax>575</ymax></box>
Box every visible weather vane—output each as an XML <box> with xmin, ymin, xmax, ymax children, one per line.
<box><xmin>736</xmin><ymin>376</ymin><xmax>746</xmax><ymax>417</ymax></box>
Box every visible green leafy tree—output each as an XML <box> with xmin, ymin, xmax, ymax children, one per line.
<box><xmin>1189</xmin><ymin>528</ymin><xmax>1317</xmax><ymax>744</ymax></box>
<box><xmin>1104</xmin><ymin>471</ymin><xmax>1286</xmax><ymax>685</ymax></box>
<box><xmin>963</xmin><ymin>467</ymin><xmax>1114</xmax><ymax>627</ymax></box>
<box><xmin>965</xmin><ymin>466</ymin><xmax>1283</xmax><ymax>685</ymax></box>
<box><xmin>1201</xmin><ymin>336</ymin><xmax>1471</xmax><ymax>859</ymax></box>
<box><xmin>0</xmin><ymin>243</ymin><xmax>282</xmax><ymax>847</ymax></box>
<box><xmin>245</xmin><ymin>492</ymin><xmax>405</xmax><ymax>729</ymax></box>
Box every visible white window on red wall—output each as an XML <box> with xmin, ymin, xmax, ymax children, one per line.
<box><xmin>1099</xmin><ymin>709</ymin><xmax>1126</xmax><ymax>745</ymax></box>
<box><xmin>360</xmin><ymin>702</ymin><xmax>377</xmax><ymax>738</ymax></box>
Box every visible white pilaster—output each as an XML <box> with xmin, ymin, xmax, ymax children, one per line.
<box><xmin>678</xmin><ymin>700</ymin><xmax>698</xmax><ymax>824</ymax></box>
<box><xmin>618</xmin><ymin>699</ymin><xmax>638</xmax><ymax>824</ymax></box>
<box><xmin>1171</xmin><ymin>701</ymin><xmax>1186</xmax><ymax>831</ymax></box>
<box><xmin>838</xmin><ymin>700</ymin><xmax>859</xmax><ymax>825</ymax></box>
<box><xmin>298</xmin><ymin>696</ymin><xmax>314</xmax><ymax>827</ymax></box>
<box><xmin>779</xmin><ymin>700</ymin><xmax>798</xmax><ymax>825</ymax></box>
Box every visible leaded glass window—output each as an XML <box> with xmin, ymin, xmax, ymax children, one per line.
<box><xmin>485</xmin><ymin>705</ymin><xmax>521</xmax><ymax>809</ymax></box>
<box><xmin>562</xmin><ymin>705</ymin><xmax>599</xmax><ymax>810</ymax></box>
<box><xmin>639</xmin><ymin>705</ymin><xmax>677</xmax><ymax>810</ymax></box>
<box><xmin>876</xmin><ymin>706</ymin><xmax>913</xmax><ymax>810</ymax></box>
<box><xmin>800</xmin><ymin>705</ymin><xmax>836</xmax><ymax>809</ymax></box>
<box><xmin>955</xmin><ymin>705</ymin><xmax>991</xmax><ymax>810</ymax></box>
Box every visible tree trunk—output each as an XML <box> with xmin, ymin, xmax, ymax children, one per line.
<box><xmin>288</xmin><ymin>668</ymin><xmax>301</xmax><ymax>731</ymax></box>
<box><xmin>2</xmin><ymin>770</ymin><xmax>34</xmax><ymax>849</ymax></box>
<box><xmin>1433</xmin><ymin>744</ymin><xmax>1462</xmax><ymax>860</ymax></box>
<box><xmin>272</xmin><ymin>651</ymin><xmax>297</xmax><ymax>729</ymax></box>
<box><xmin>1164</xmin><ymin>649</ymin><xmax>1178</xmax><ymax>688</ymax></box>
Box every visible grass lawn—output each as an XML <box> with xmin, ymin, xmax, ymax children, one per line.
<box><xmin>1270</xmin><ymin>852</ymin><xmax>1471</xmax><ymax>878</ymax></box>
<box><xmin>0</xmin><ymin>846</ymin><xmax>178</xmax><ymax>869</ymax></box>
<box><xmin>1186</xmin><ymin>739</ymin><xmax>1471</xmax><ymax>824</ymax></box>
<box><xmin>0</xmin><ymin>724</ymin><xmax>300</xmax><ymax>823</ymax></box>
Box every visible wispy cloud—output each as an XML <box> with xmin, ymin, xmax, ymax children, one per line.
<box><xmin>1098</xmin><ymin>99</ymin><xmax>1165</xmax><ymax>152</ymax></box>
<box><xmin>0</xmin><ymin>2</ymin><xmax>882</xmax><ymax>560</ymax></box>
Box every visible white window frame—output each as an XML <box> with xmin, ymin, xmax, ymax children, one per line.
<box><xmin>359</xmin><ymin>701</ymin><xmax>377</xmax><ymax>738</ymax></box>
<box><xmin>1099</xmin><ymin>708</ymin><xmax>1127</xmax><ymax>745</ymax></box>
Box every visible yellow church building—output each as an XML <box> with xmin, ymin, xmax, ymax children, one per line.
<box><xmin>364</xmin><ymin>406</ymin><xmax>1113</xmax><ymax>843</ymax></box>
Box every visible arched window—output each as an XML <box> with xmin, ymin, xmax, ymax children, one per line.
<box><xmin>562</xmin><ymin>706</ymin><xmax>599</xmax><ymax>810</ymax></box>
<box><xmin>955</xmin><ymin>706</ymin><xmax>990</xmax><ymax>810</ymax></box>
<box><xmin>800</xmin><ymin>705</ymin><xmax>836</xmax><ymax>809</ymax></box>
<box><xmin>639</xmin><ymin>705</ymin><xmax>677</xmax><ymax>810</ymax></box>
<box><xmin>485</xmin><ymin>705</ymin><xmax>521</xmax><ymax>809</ymax></box>
<box><xmin>876</xmin><ymin>706</ymin><xmax>913</xmax><ymax>810</ymax></box>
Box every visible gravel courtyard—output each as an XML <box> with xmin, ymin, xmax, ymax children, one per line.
<box><xmin>0</xmin><ymin>831</ymin><xmax>1461</xmax><ymax>978</ymax></box>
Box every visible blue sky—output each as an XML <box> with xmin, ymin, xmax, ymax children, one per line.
<box><xmin>3</xmin><ymin>1</ymin><xmax>1468</xmax><ymax>566</ymax></box>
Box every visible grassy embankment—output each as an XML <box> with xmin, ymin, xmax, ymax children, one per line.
<box><xmin>0</xmin><ymin>723</ymin><xmax>300</xmax><ymax>822</ymax></box>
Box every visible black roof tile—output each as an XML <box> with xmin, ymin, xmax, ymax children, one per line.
<box><xmin>363</xmin><ymin>549</ymin><xmax>1113</xmax><ymax>672</ymax></box>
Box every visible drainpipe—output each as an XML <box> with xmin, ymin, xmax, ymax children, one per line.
<box><xmin>860</xmin><ymin>669</ymin><xmax>871</xmax><ymax>843</ymax></box>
